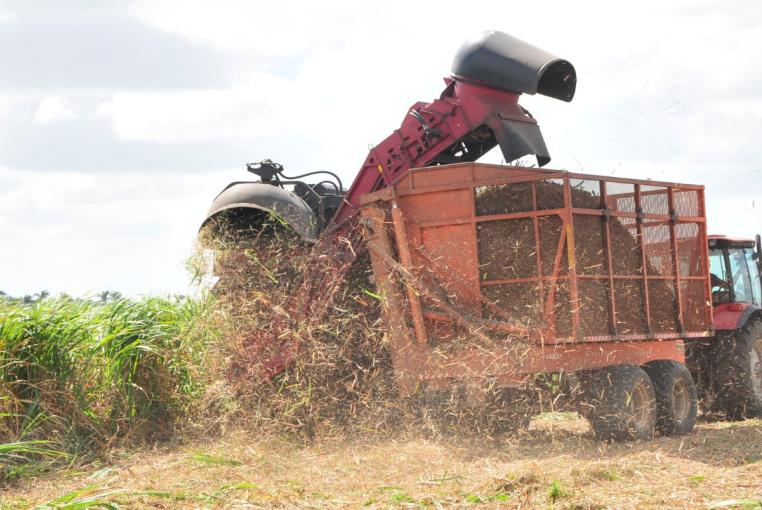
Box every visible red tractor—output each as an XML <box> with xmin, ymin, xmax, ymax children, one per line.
<box><xmin>687</xmin><ymin>234</ymin><xmax>762</xmax><ymax>417</ymax></box>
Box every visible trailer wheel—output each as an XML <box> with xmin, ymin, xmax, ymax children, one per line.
<box><xmin>643</xmin><ymin>360</ymin><xmax>697</xmax><ymax>435</ymax></box>
<box><xmin>712</xmin><ymin>320</ymin><xmax>762</xmax><ymax>418</ymax></box>
<box><xmin>582</xmin><ymin>365</ymin><xmax>656</xmax><ymax>441</ymax></box>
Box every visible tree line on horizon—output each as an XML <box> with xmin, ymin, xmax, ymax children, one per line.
<box><xmin>0</xmin><ymin>290</ymin><xmax>124</xmax><ymax>303</ymax></box>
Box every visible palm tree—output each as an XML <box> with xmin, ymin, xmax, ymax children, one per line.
<box><xmin>99</xmin><ymin>290</ymin><xmax>123</xmax><ymax>303</ymax></box>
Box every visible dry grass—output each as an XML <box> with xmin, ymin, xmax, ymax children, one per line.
<box><xmin>196</xmin><ymin>212</ymin><xmax>583</xmax><ymax>443</ymax></box>
<box><xmin>3</xmin><ymin>417</ymin><xmax>760</xmax><ymax>509</ymax></box>
<box><xmin>197</xmin><ymin>215</ymin><xmax>401</xmax><ymax>441</ymax></box>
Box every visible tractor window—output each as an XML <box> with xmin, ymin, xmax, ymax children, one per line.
<box><xmin>709</xmin><ymin>249</ymin><xmax>730</xmax><ymax>304</ymax></box>
<box><xmin>709</xmin><ymin>249</ymin><xmax>726</xmax><ymax>287</ymax></box>
<box><xmin>746</xmin><ymin>248</ymin><xmax>761</xmax><ymax>305</ymax></box>
<box><xmin>728</xmin><ymin>248</ymin><xmax>753</xmax><ymax>303</ymax></box>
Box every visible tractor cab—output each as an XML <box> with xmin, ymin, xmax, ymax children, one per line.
<box><xmin>708</xmin><ymin>234</ymin><xmax>762</xmax><ymax>328</ymax></box>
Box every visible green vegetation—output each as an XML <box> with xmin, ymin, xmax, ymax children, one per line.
<box><xmin>188</xmin><ymin>452</ymin><xmax>242</xmax><ymax>467</ymax></box>
<box><xmin>462</xmin><ymin>492</ymin><xmax>511</xmax><ymax>504</ymax></box>
<box><xmin>31</xmin><ymin>485</ymin><xmax>125</xmax><ymax>509</ymax></box>
<box><xmin>707</xmin><ymin>499</ymin><xmax>762</xmax><ymax>510</ymax></box>
<box><xmin>547</xmin><ymin>480</ymin><xmax>569</xmax><ymax>502</ymax></box>
<box><xmin>591</xmin><ymin>468</ymin><xmax>620</xmax><ymax>482</ymax></box>
<box><xmin>0</xmin><ymin>293</ymin><xmax>213</xmax><ymax>483</ymax></box>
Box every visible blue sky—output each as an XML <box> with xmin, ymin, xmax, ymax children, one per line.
<box><xmin>1</xmin><ymin>0</ymin><xmax>761</xmax><ymax>296</ymax></box>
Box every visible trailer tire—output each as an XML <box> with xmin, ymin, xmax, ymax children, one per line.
<box><xmin>643</xmin><ymin>360</ymin><xmax>697</xmax><ymax>435</ymax></box>
<box><xmin>582</xmin><ymin>365</ymin><xmax>656</xmax><ymax>441</ymax></box>
<box><xmin>711</xmin><ymin>320</ymin><xmax>762</xmax><ymax>419</ymax></box>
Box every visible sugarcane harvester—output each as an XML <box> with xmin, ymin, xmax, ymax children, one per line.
<box><xmin>202</xmin><ymin>31</ymin><xmax>762</xmax><ymax>440</ymax></box>
<box><xmin>204</xmin><ymin>31</ymin><xmax>574</xmax><ymax>241</ymax></box>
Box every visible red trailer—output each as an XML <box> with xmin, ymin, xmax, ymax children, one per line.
<box><xmin>360</xmin><ymin>163</ymin><xmax>711</xmax><ymax>439</ymax></box>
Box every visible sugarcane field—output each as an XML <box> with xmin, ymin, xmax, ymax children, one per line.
<box><xmin>1</xmin><ymin>2</ymin><xmax>761</xmax><ymax>509</ymax></box>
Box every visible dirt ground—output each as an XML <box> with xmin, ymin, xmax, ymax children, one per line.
<box><xmin>3</xmin><ymin>416</ymin><xmax>761</xmax><ymax>509</ymax></box>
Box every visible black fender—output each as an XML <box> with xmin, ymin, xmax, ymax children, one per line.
<box><xmin>201</xmin><ymin>181</ymin><xmax>317</xmax><ymax>242</ymax></box>
<box><xmin>737</xmin><ymin>304</ymin><xmax>762</xmax><ymax>329</ymax></box>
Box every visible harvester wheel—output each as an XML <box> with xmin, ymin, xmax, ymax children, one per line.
<box><xmin>711</xmin><ymin>320</ymin><xmax>762</xmax><ymax>419</ymax></box>
<box><xmin>642</xmin><ymin>360</ymin><xmax>697</xmax><ymax>436</ymax></box>
<box><xmin>581</xmin><ymin>365</ymin><xmax>656</xmax><ymax>441</ymax></box>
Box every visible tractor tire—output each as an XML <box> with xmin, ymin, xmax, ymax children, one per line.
<box><xmin>581</xmin><ymin>365</ymin><xmax>656</xmax><ymax>441</ymax></box>
<box><xmin>711</xmin><ymin>320</ymin><xmax>762</xmax><ymax>419</ymax></box>
<box><xmin>642</xmin><ymin>360</ymin><xmax>697</xmax><ymax>436</ymax></box>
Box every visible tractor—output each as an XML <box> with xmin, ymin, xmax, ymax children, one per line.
<box><xmin>686</xmin><ymin>234</ymin><xmax>762</xmax><ymax>418</ymax></box>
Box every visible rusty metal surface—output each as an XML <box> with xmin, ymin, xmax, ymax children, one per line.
<box><xmin>399</xmin><ymin>339</ymin><xmax>687</xmax><ymax>391</ymax></box>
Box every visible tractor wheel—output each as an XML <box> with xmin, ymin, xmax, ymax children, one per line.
<box><xmin>581</xmin><ymin>365</ymin><xmax>656</xmax><ymax>441</ymax></box>
<box><xmin>642</xmin><ymin>360</ymin><xmax>697</xmax><ymax>435</ymax></box>
<box><xmin>711</xmin><ymin>320</ymin><xmax>762</xmax><ymax>419</ymax></box>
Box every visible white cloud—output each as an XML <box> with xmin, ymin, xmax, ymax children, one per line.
<box><xmin>2</xmin><ymin>0</ymin><xmax>762</xmax><ymax>296</ymax></box>
<box><xmin>129</xmin><ymin>0</ymin><xmax>349</xmax><ymax>56</ymax></box>
<box><xmin>0</xmin><ymin>93</ymin><xmax>24</xmax><ymax>114</ymax></box>
<box><xmin>104</xmin><ymin>0</ymin><xmax>762</xmax><ymax>173</ymax></box>
<box><xmin>95</xmin><ymin>72</ymin><xmax>297</xmax><ymax>143</ymax></box>
<box><xmin>34</xmin><ymin>96</ymin><xmax>78</xmax><ymax>124</ymax></box>
<box><xmin>0</xmin><ymin>165</ymin><xmax>240</xmax><ymax>297</ymax></box>
<box><xmin>0</xmin><ymin>8</ymin><xmax>16</xmax><ymax>24</ymax></box>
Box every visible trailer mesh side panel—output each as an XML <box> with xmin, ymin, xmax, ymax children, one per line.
<box><xmin>371</xmin><ymin>164</ymin><xmax>711</xmax><ymax>346</ymax></box>
<box><xmin>614</xmin><ymin>279</ymin><xmax>647</xmax><ymax>334</ymax></box>
<box><xmin>678</xmin><ymin>223</ymin><xmax>703</xmax><ymax>276</ymax></box>
<box><xmin>536</xmin><ymin>179</ymin><xmax>566</xmax><ymax>210</ymax></box>
<box><xmin>643</xmin><ymin>224</ymin><xmax>674</xmax><ymax>276</ymax></box>
<box><xmin>674</xmin><ymin>190</ymin><xmax>700</xmax><ymax>217</ymax></box>
<box><xmin>573</xmin><ymin>215</ymin><xmax>606</xmax><ymax>275</ymax></box>
<box><xmin>473</xmin><ymin>175</ymin><xmax>708</xmax><ymax>342</ymax></box>
<box><xmin>578</xmin><ymin>279</ymin><xmax>612</xmax><ymax>336</ymax></box>
<box><xmin>648</xmin><ymin>280</ymin><xmax>678</xmax><ymax>331</ymax></box>
<box><xmin>641</xmin><ymin>186</ymin><xmax>670</xmax><ymax>215</ymax></box>
<box><xmin>681</xmin><ymin>279</ymin><xmax>708</xmax><ymax>331</ymax></box>
<box><xmin>539</xmin><ymin>216</ymin><xmax>565</xmax><ymax>276</ymax></box>
<box><xmin>482</xmin><ymin>283</ymin><xmax>540</xmax><ymax>325</ymax></box>
<box><xmin>477</xmin><ymin>219</ymin><xmax>534</xmax><ymax>280</ymax></box>
<box><xmin>610</xmin><ymin>218</ymin><xmax>642</xmax><ymax>275</ymax></box>
<box><xmin>553</xmin><ymin>280</ymin><xmax>573</xmax><ymax>338</ymax></box>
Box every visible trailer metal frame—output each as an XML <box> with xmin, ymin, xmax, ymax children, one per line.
<box><xmin>360</xmin><ymin>163</ymin><xmax>712</xmax><ymax>393</ymax></box>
